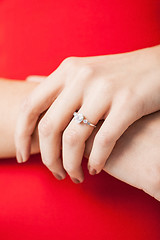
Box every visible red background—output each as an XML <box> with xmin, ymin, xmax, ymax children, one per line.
<box><xmin>0</xmin><ymin>0</ymin><xmax>160</xmax><ymax>239</ymax></box>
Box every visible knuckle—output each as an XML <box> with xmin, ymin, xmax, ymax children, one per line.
<box><xmin>38</xmin><ymin>116</ymin><xmax>52</xmax><ymax>137</ymax></box>
<box><xmin>61</xmin><ymin>57</ymin><xmax>94</xmax><ymax>80</ymax></box>
<box><xmin>117</xmin><ymin>88</ymin><xmax>134</xmax><ymax>106</ymax></box>
<box><xmin>79</xmin><ymin>64</ymin><xmax>94</xmax><ymax>78</ymax></box>
<box><xmin>101</xmin><ymin>80</ymin><xmax>114</xmax><ymax>95</ymax></box>
<box><xmin>119</xmin><ymin>88</ymin><xmax>140</xmax><ymax>108</ymax></box>
<box><xmin>61</xmin><ymin>56</ymin><xmax>78</xmax><ymax>69</ymax></box>
<box><xmin>63</xmin><ymin>129</ymin><xmax>79</xmax><ymax>146</ymax></box>
<box><xmin>116</xmin><ymin>88</ymin><xmax>142</xmax><ymax>118</ymax></box>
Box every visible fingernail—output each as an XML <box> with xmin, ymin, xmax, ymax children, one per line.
<box><xmin>71</xmin><ymin>177</ymin><xmax>81</xmax><ymax>184</ymax></box>
<box><xmin>89</xmin><ymin>168</ymin><xmax>97</xmax><ymax>175</ymax></box>
<box><xmin>16</xmin><ymin>151</ymin><xmax>23</xmax><ymax>163</ymax></box>
<box><xmin>53</xmin><ymin>173</ymin><xmax>63</xmax><ymax>180</ymax></box>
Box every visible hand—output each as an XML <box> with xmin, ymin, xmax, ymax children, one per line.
<box><xmin>15</xmin><ymin>45</ymin><xmax>160</xmax><ymax>183</ymax></box>
<box><xmin>106</xmin><ymin>111</ymin><xmax>160</xmax><ymax>201</ymax></box>
<box><xmin>0</xmin><ymin>78</ymin><xmax>39</xmax><ymax>158</ymax></box>
<box><xmin>85</xmin><ymin>111</ymin><xmax>160</xmax><ymax>201</ymax></box>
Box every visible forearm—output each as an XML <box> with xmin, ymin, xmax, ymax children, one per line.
<box><xmin>0</xmin><ymin>79</ymin><xmax>39</xmax><ymax>158</ymax></box>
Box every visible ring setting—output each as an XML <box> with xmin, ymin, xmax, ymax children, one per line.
<box><xmin>73</xmin><ymin>112</ymin><xmax>96</xmax><ymax>128</ymax></box>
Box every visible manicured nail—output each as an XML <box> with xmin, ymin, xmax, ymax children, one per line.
<box><xmin>89</xmin><ymin>168</ymin><xmax>97</xmax><ymax>175</ymax></box>
<box><xmin>53</xmin><ymin>173</ymin><xmax>63</xmax><ymax>180</ymax></box>
<box><xmin>71</xmin><ymin>177</ymin><xmax>81</xmax><ymax>184</ymax></box>
<box><xmin>16</xmin><ymin>151</ymin><xmax>23</xmax><ymax>163</ymax></box>
<box><xmin>88</xmin><ymin>164</ymin><xmax>97</xmax><ymax>175</ymax></box>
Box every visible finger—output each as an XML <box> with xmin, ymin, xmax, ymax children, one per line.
<box><xmin>38</xmin><ymin>87</ymin><xmax>82</xmax><ymax>180</ymax></box>
<box><xmin>26</xmin><ymin>75</ymin><xmax>47</xmax><ymax>83</ymax></box>
<box><xmin>88</xmin><ymin>101</ymin><xmax>140</xmax><ymax>174</ymax></box>
<box><xmin>84</xmin><ymin>120</ymin><xmax>103</xmax><ymax>159</ymax></box>
<box><xmin>15</xmin><ymin>68</ymin><xmax>63</xmax><ymax>163</ymax></box>
<box><xmin>62</xmin><ymin>98</ymin><xmax>107</xmax><ymax>183</ymax></box>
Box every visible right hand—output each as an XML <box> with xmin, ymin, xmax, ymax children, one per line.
<box><xmin>15</xmin><ymin>46</ymin><xmax>160</xmax><ymax>184</ymax></box>
<box><xmin>26</xmin><ymin>75</ymin><xmax>160</xmax><ymax>200</ymax></box>
<box><xmin>26</xmin><ymin>75</ymin><xmax>160</xmax><ymax>201</ymax></box>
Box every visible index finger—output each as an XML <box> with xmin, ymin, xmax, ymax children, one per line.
<box><xmin>15</xmin><ymin>68</ymin><xmax>63</xmax><ymax>163</ymax></box>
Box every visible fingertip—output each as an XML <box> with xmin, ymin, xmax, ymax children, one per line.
<box><xmin>71</xmin><ymin>177</ymin><xmax>84</xmax><ymax>184</ymax></box>
<box><xmin>17</xmin><ymin>143</ymin><xmax>31</xmax><ymax>164</ymax></box>
<box><xmin>22</xmin><ymin>156</ymin><xmax>29</xmax><ymax>163</ymax></box>
<box><xmin>53</xmin><ymin>173</ymin><xmax>64</xmax><ymax>180</ymax></box>
<box><xmin>88</xmin><ymin>163</ymin><xmax>101</xmax><ymax>175</ymax></box>
<box><xmin>88</xmin><ymin>165</ymin><xmax>97</xmax><ymax>175</ymax></box>
<box><xmin>16</xmin><ymin>150</ymin><xmax>23</xmax><ymax>163</ymax></box>
<box><xmin>89</xmin><ymin>168</ymin><xmax>97</xmax><ymax>175</ymax></box>
<box><xmin>52</xmin><ymin>170</ymin><xmax>67</xmax><ymax>181</ymax></box>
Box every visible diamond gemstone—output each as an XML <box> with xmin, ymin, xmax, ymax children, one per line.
<box><xmin>73</xmin><ymin>112</ymin><xmax>84</xmax><ymax>123</ymax></box>
<box><xmin>83</xmin><ymin>119</ymin><xmax>88</xmax><ymax>124</ymax></box>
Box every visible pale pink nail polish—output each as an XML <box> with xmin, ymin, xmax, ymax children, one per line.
<box><xmin>71</xmin><ymin>177</ymin><xmax>81</xmax><ymax>184</ymax></box>
<box><xmin>89</xmin><ymin>168</ymin><xmax>97</xmax><ymax>175</ymax></box>
<box><xmin>53</xmin><ymin>173</ymin><xmax>63</xmax><ymax>180</ymax></box>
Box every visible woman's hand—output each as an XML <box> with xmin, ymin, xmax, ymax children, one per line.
<box><xmin>0</xmin><ymin>78</ymin><xmax>39</xmax><ymax>158</ymax></box>
<box><xmin>15</xmin><ymin>45</ymin><xmax>160</xmax><ymax>183</ymax></box>
<box><xmin>85</xmin><ymin>111</ymin><xmax>160</xmax><ymax>201</ymax></box>
<box><xmin>1</xmin><ymin>77</ymin><xmax>160</xmax><ymax>200</ymax></box>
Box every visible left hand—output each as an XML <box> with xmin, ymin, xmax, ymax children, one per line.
<box><xmin>85</xmin><ymin>111</ymin><xmax>160</xmax><ymax>201</ymax></box>
<box><xmin>15</xmin><ymin>45</ymin><xmax>160</xmax><ymax>183</ymax></box>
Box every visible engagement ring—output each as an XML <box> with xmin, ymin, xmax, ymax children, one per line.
<box><xmin>73</xmin><ymin>112</ymin><xmax>96</xmax><ymax>128</ymax></box>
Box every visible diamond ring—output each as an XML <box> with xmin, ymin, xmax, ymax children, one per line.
<box><xmin>73</xmin><ymin>112</ymin><xmax>96</xmax><ymax>128</ymax></box>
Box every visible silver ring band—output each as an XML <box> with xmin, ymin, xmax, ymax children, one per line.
<box><xmin>73</xmin><ymin>112</ymin><xmax>96</xmax><ymax>128</ymax></box>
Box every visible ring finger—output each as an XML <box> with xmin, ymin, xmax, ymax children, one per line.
<box><xmin>62</xmin><ymin>96</ymin><xmax>109</xmax><ymax>183</ymax></box>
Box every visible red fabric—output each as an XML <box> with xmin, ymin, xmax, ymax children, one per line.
<box><xmin>0</xmin><ymin>0</ymin><xmax>160</xmax><ymax>239</ymax></box>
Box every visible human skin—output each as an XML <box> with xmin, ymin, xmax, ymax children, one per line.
<box><xmin>0</xmin><ymin>79</ymin><xmax>39</xmax><ymax>157</ymax></box>
<box><xmin>86</xmin><ymin>113</ymin><xmax>160</xmax><ymax>201</ymax></box>
<box><xmin>0</xmin><ymin>78</ymin><xmax>160</xmax><ymax>201</ymax></box>
<box><xmin>14</xmin><ymin>45</ymin><xmax>160</xmax><ymax>184</ymax></box>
